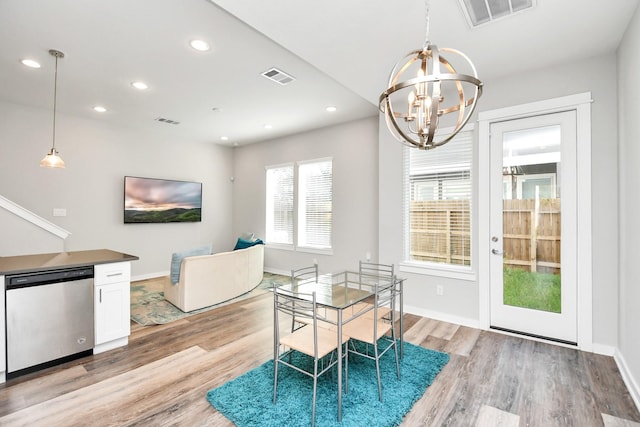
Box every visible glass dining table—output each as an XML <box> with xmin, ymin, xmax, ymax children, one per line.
<box><xmin>273</xmin><ymin>270</ymin><xmax>404</xmax><ymax>421</ymax></box>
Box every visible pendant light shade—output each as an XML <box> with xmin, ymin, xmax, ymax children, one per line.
<box><xmin>379</xmin><ymin>1</ymin><xmax>483</xmax><ymax>150</ymax></box>
<box><xmin>40</xmin><ymin>147</ymin><xmax>66</xmax><ymax>168</ymax></box>
<box><xmin>40</xmin><ymin>49</ymin><xmax>66</xmax><ymax>168</ymax></box>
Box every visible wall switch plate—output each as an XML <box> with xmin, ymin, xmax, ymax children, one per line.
<box><xmin>436</xmin><ymin>285</ymin><xmax>444</xmax><ymax>296</ymax></box>
<box><xmin>53</xmin><ymin>208</ymin><xmax>67</xmax><ymax>217</ymax></box>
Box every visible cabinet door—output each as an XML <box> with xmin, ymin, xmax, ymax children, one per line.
<box><xmin>95</xmin><ymin>281</ymin><xmax>130</xmax><ymax>345</ymax></box>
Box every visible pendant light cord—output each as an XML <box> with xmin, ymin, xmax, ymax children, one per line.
<box><xmin>424</xmin><ymin>0</ymin><xmax>431</xmax><ymax>49</ymax></box>
<box><xmin>52</xmin><ymin>53</ymin><xmax>58</xmax><ymax>151</ymax></box>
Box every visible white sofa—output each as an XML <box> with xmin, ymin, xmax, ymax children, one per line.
<box><xmin>164</xmin><ymin>244</ymin><xmax>264</xmax><ymax>312</ymax></box>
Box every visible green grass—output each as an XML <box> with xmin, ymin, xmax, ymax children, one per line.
<box><xmin>503</xmin><ymin>267</ymin><xmax>561</xmax><ymax>313</ymax></box>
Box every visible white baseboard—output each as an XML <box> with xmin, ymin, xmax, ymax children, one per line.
<box><xmin>94</xmin><ymin>337</ymin><xmax>129</xmax><ymax>355</ymax></box>
<box><xmin>264</xmin><ymin>267</ymin><xmax>290</xmax><ymax>276</ymax></box>
<box><xmin>591</xmin><ymin>343</ymin><xmax>616</xmax><ymax>356</ymax></box>
<box><xmin>614</xmin><ymin>348</ymin><xmax>640</xmax><ymax>413</ymax></box>
<box><xmin>404</xmin><ymin>304</ymin><xmax>481</xmax><ymax>329</ymax></box>
<box><xmin>131</xmin><ymin>271</ymin><xmax>169</xmax><ymax>282</ymax></box>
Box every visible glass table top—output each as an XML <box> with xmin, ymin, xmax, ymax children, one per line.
<box><xmin>274</xmin><ymin>271</ymin><xmax>394</xmax><ymax>310</ymax></box>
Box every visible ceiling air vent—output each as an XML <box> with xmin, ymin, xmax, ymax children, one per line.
<box><xmin>261</xmin><ymin>67</ymin><xmax>295</xmax><ymax>85</ymax></box>
<box><xmin>458</xmin><ymin>0</ymin><xmax>536</xmax><ymax>27</ymax></box>
<box><xmin>155</xmin><ymin>117</ymin><xmax>180</xmax><ymax>125</ymax></box>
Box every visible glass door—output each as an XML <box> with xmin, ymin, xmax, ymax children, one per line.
<box><xmin>489</xmin><ymin>111</ymin><xmax>577</xmax><ymax>343</ymax></box>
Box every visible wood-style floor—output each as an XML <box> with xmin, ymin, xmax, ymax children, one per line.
<box><xmin>0</xmin><ymin>280</ymin><xmax>639</xmax><ymax>427</ymax></box>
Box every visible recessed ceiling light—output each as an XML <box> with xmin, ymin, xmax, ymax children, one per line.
<box><xmin>189</xmin><ymin>39</ymin><xmax>211</xmax><ymax>52</ymax></box>
<box><xmin>131</xmin><ymin>81</ymin><xmax>148</xmax><ymax>90</ymax></box>
<box><xmin>220</xmin><ymin>136</ymin><xmax>229</xmax><ymax>141</ymax></box>
<box><xmin>93</xmin><ymin>106</ymin><xmax>107</xmax><ymax>113</ymax></box>
<box><xmin>21</xmin><ymin>59</ymin><xmax>41</xmax><ymax>68</ymax></box>
<box><xmin>326</xmin><ymin>106</ymin><xmax>337</xmax><ymax>112</ymax></box>
<box><xmin>264</xmin><ymin>124</ymin><xmax>273</xmax><ymax>129</ymax></box>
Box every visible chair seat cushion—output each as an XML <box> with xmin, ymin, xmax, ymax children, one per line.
<box><xmin>280</xmin><ymin>325</ymin><xmax>349</xmax><ymax>359</ymax></box>
<box><xmin>342</xmin><ymin>316</ymin><xmax>392</xmax><ymax>344</ymax></box>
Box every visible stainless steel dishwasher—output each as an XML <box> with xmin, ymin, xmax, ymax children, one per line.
<box><xmin>5</xmin><ymin>266</ymin><xmax>94</xmax><ymax>379</ymax></box>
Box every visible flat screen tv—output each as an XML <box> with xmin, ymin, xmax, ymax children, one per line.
<box><xmin>124</xmin><ymin>176</ymin><xmax>202</xmax><ymax>223</ymax></box>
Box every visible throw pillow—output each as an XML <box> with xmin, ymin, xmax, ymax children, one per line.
<box><xmin>233</xmin><ymin>237</ymin><xmax>264</xmax><ymax>250</ymax></box>
<box><xmin>239</xmin><ymin>232</ymin><xmax>256</xmax><ymax>241</ymax></box>
<box><xmin>170</xmin><ymin>244</ymin><xmax>212</xmax><ymax>284</ymax></box>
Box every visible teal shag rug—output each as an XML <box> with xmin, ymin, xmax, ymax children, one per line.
<box><xmin>206</xmin><ymin>340</ymin><xmax>449</xmax><ymax>427</ymax></box>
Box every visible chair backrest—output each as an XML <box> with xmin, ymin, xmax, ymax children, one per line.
<box><xmin>273</xmin><ymin>288</ymin><xmax>320</xmax><ymax>356</ymax></box>
<box><xmin>291</xmin><ymin>264</ymin><xmax>318</xmax><ymax>284</ymax></box>
<box><xmin>359</xmin><ymin>261</ymin><xmax>394</xmax><ymax>280</ymax></box>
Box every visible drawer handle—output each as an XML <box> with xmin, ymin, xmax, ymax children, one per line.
<box><xmin>99</xmin><ymin>288</ymin><xmax>102</xmax><ymax>303</ymax></box>
<box><xmin>106</xmin><ymin>272</ymin><xmax>123</xmax><ymax>277</ymax></box>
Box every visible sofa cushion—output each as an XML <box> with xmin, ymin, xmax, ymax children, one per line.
<box><xmin>170</xmin><ymin>244</ymin><xmax>212</xmax><ymax>284</ymax></box>
<box><xmin>233</xmin><ymin>237</ymin><xmax>264</xmax><ymax>251</ymax></box>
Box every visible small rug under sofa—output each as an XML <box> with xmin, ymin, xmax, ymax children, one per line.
<box><xmin>130</xmin><ymin>272</ymin><xmax>289</xmax><ymax>326</ymax></box>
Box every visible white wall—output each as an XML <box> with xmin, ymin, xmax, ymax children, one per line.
<box><xmin>617</xmin><ymin>1</ymin><xmax>640</xmax><ymax>403</ymax></box>
<box><xmin>232</xmin><ymin>117</ymin><xmax>379</xmax><ymax>275</ymax></box>
<box><xmin>0</xmin><ymin>207</ymin><xmax>64</xmax><ymax>256</ymax></box>
<box><xmin>379</xmin><ymin>53</ymin><xmax>620</xmax><ymax>346</ymax></box>
<box><xmin>0</xmin><ymin>100</ymin><xmax>234</xmax><ymax>278</ymax></box>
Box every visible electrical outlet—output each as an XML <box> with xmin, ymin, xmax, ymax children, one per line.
<box><xmin>436</xmin><ymin>285</ymin><xmax>444</xmax><ymax>296</ymax></box>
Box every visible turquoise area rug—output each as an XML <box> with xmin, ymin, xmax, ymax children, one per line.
<box><xmin>130</xmin><ymin>272</ymin><xmax>289</xmax><ymax>326</ymax></box>
<box><xmin>206</xmin><ymin>341</ymin><xmax>449</xmax><ymax>427</ymax></box>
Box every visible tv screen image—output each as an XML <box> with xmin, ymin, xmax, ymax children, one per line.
<box><xmin>124</xmin><ymin>176</ymin><xmax>202</xmax><ymax>223</ymax></box>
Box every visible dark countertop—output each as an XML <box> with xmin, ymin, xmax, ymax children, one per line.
<box><xmin>0</xmin><ymin>249</ymin><xmax>139</xmax><ymax>276</ymax></box>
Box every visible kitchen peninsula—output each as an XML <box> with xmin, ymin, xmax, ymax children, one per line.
<box><xmin>0</xmin><ymin>249</ymin><xmax>138</xmax><ymax>382</ymax></box>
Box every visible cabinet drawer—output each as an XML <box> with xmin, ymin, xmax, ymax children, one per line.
<box><xmin>94</xmin><ymin>262</ymin><xmax>131</xmax><ymax>285</ymax></box>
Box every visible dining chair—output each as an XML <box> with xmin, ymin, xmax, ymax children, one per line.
<box><xmin>291</xmin><ymin>263</ymin><xmax>318</xmax><ymax>284</ymax></box>
<box><xmin>273</xmin><ymin>288</ymin><xmax>349</xmax><ymax>427</ymax></box>
<box><xmin>355</xmin><ymin>261</ymin><xmax>396</xmax><ymax>320</ymax></box>
<box><xmin>290</xmin><ymin>264</ymin><xmax>325</xmax><ymax>331</ymax></box>
<box><xmin>342</xmin><ymin>279</ymin><xmax>400</xmax><ymax>402</ymax></box>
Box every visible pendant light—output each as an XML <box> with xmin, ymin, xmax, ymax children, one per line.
<box><xmin>379</xmin><ymin>0</ymin><xmax>483</xmax><ymax>150</ymax></box>
<box><xmin>40</xmin><ymin>49</ymin><xmax>66</xmax><ymax>168</ymax></box>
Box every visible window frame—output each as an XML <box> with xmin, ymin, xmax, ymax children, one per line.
<box><xmin>296</xmin><ymin>157</ymin><xmax>333</xmax><ymax>255</ymax></box>
<box><xmin>400</xmin><ymin>128</ymin><xmax>477</xmax><ymax>281</ymax></box>
<box><xmin>265</xmin><ymin>163</ymin><xmax>295</xmax><ymax>250</ymax></box>
<box><xmin>264</xmin><ymin>158</ymin><xmax>334</xmax><ymax>255</ymax></box>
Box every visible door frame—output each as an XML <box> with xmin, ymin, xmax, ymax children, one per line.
<box><xmin>477</xmin><ymin>92</ymin><xmax>593</xmax><ymax>350</ymax></box>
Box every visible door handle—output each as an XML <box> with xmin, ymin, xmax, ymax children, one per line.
<box><xmin>491</xmin><ymin>249</ymin><xmax>503</xmax><ymax>255</ymax></box>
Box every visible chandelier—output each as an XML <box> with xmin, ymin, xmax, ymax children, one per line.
<box><xmin>40</xmin><ymin>49</ymin><xmax>66</xmax><ymax>168</ymax></box>
<box><xmin>379</xmin><ymin>0</ymin><xmax>483</xmax><ymax>150</ymax></box>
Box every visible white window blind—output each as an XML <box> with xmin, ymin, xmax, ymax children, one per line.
<box><xmin>298</xmin><ymin>159</ymin><xmax>332</xmax><ymax>250</ymax></box>
<box><xmin>266</xmin><ymin>164</ymin><xmax>294</xmax><ymax>246</ymax></box>
<box><xmin>405</xmin><ymin>131</ymin><xmax>473</xmax><ymax>267</ymax></box>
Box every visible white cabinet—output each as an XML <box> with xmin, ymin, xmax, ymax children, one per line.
<box><xmin>0</xmin><ymin>275</ymin><xmax>5</xmax><ymax>383</ymax></box>
<box><xmin>94</xmin><ymin>262</ymin><xmax>131</xmax><ymax>354</ymax></box>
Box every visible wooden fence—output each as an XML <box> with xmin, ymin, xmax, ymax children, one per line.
<box><xmin>410</xmin><ymin>199</ymin><xmax>561</xmax><ymax>273</ymax></box>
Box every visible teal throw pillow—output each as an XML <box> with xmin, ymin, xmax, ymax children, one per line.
<box><xmin>233</xmin><ymin>238</ymin><xmax>264</xmax><ymax>250</ymax></box>
<box><xmin>170</xmin><ymin>244</ymin><xmax>212</xmax><ymax>284</ymax></box>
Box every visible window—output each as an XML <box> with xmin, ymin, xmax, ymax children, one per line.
<box><xmin>266</xmin><ymin>165</ymin><xmax>294</xmax><ymax>246</ymax></box>
<box><xmin>404</xmin><ymin>130</ymin><xmax>473</xmax><ymax>269</ymax></box>
<box><xmin>265</xmin><ymin>159</ymin><xmax>333</xmax><ymax>252</ymax></box>
<box><xmin>298</xmin><ymin>159</ymin><xmax>332</xmax><ymax>250</ymax></box>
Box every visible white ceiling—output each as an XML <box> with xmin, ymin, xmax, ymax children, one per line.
<box><xmin>1</xmin><ymin>0</ymin><xmax>638</xmax><ymax>146</ymax></box>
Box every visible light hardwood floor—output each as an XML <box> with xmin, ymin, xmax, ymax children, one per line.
<box><xmin>0</xmin><ymin>280</ymin><xmax>638</xmax><ymax>426</ymax></box>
